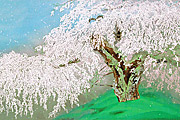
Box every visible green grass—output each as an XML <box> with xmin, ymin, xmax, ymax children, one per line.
<box><xmin>54</xmin><ymin>87</ymin><xmax>180</xmax><ymax>120</ymax></box>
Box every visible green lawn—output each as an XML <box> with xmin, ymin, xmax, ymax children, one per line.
<box><xmin>55</xmin><ymin>87</ymin><xmax>180</xmax><ymax>120</ymax></box>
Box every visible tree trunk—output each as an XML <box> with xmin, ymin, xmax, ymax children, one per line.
<box><xmin>113</xmin><ymin>70</ymin><xmax>141</xmax><ymax>102</ymax></box>
<box><xmin>92</xmin><ymin>39</ymin><xmax>144</xmax><ymax>102</ymax></box>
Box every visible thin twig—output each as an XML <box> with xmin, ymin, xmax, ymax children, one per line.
<box><xmin>94</xmin><ymin>71</ymin><xmax>113</xmax><ymax>84</ymax></box>
<box><xmin>99</xmin><ymin>66</ymin><xmax>107</xmax><ymax>72</ymax></box>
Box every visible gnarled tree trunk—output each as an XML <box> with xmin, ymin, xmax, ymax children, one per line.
<box><xmin>92</xmin><ymin>37</ymin><xmax>145</xmax><ymax>102</ymax></box>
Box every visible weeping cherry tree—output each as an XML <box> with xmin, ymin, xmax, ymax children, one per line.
<box><xmin>0</xmin><ymin>0</ymin><xmax>179</xmax><ymax>118</ymax></box>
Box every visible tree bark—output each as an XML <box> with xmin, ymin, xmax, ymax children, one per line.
<box><xmin>93</xmin><ymin>39</ymin><xmax>144</xmax><ymax>102</ymax></box>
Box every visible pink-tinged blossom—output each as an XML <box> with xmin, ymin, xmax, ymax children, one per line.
<box><xmin>0</xmin><ymin>0</ymin><xmax>179</xmax><ymax>118</ymax></box>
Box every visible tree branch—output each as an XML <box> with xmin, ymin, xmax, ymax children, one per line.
<box><xmin>94</xmin><ymin>83</ymin><xmax>113</xmax><ymax>87</ymax></box>
<box><xmin>53</xmin><ymin>58</ymin><xmax>80</xmax><ymax>68</ymax></box>
<box><xmin>59</xmin><ymin>58</ymin><xmax>80</xmax><ymax>67</ymax></box>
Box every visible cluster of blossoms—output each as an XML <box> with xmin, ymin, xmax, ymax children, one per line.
<box><xmin>0</xmin><ymin>0</ymin><xmax>179</xmax><ymax>118</ymax></box>
<box><xmin>0</xmin><ymin>51</ymin><xmax>101</xmax><ymax>118</ymax></box>
<box><xmin>143</xmin><ymin>54</ymin><xmax>180</xmax><ymax>95</ymax></box>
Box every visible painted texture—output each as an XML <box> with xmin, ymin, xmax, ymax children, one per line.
<box><xmin>55</xmin><ymin>87</ymin><xmax>180</xmax><ymax>120</ymax></box>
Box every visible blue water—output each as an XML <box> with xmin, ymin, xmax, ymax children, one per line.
<box><xmin>0</xmin><ymin>0</ymin><xmax>66</xmax><ymax>54</ymax></box>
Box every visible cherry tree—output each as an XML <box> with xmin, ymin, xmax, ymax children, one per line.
<box><xmin>0</xmin><ymin>0</ymin><xmax>179</xmax><ymax>118</ymax></box>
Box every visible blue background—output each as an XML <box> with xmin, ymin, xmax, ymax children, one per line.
<box><xmin>0</xmin><ymin>0</ymin><xmax>65</xmax><ymax>54</ymax></box>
